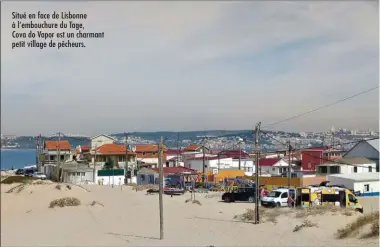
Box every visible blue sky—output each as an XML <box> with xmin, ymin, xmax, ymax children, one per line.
<box><xmin>1</xmin><ymin>1</ymin><xmax>379</xmax><ymax>135</ymax></box>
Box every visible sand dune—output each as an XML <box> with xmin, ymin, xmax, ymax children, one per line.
<box><xmin>1</xmin><ymin>182</ymin><xmax>379</xmax><ymax>246</ymax></box>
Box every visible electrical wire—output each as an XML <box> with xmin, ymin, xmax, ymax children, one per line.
<box><xmin>261</xmin><ymin>86</ymin><xmax>379</xmax><ymax>129</ymax></box>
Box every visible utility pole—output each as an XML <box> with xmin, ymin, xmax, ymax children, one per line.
<box><xmin>176</xmin><ymin>132</ymin><xmax>180</xmax><ymax>167</ymax></box>
<box><xmin>93</xmin><ymin>144</ymin><xmax>97</xmax><ymax>183</ymax></box>
<box><xmin>56</xmin><ymin>132</ymin><xmax>61</xmax><ymax>182</ymax></box>
<box><xmin>238</xmin><ymin>141</ymin><xmax>241</xmax><ymax>171</ymax></box>
<box><xmin>158</xmin><ymin>136</ymin><xmax>164</xmax><ymax>240</ymax></box>
<box><xmin>288</xmin><ymin>140</ymin><xmax>292</xmax><ymax>188</ymax></box>
<box><xmin>202</xmin><ymin>140</ymin><xmax>206</xmax><ymax>185</ymax></box>
<box><xmin>254</xmin><ymin>122</ymin><xmax>261</xmax><ymax>224</ymax></box>
<box><xmin>124</xmin><ymin>133</ymin><xmax>130</xmax><ymax>184</ymax></box>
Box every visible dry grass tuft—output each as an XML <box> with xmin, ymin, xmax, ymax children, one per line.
<box><xmin>33</xmin><ymin>180</ymin><xmax>45</xmax><ymax>185</ymax></box>
<box><xmin>295</xmin><ymin>206</ymin><xmax>355</xmax><ymax>218</ymax></box>
<box><xmin>336</xmin><ymin>211</ymin><xmax>379</xmax><ymax>239</ymax></box>
<box><xmin>6</xmin><ymin>183</ymin><xmax>27</xmax><ymax>193</ymax></box>
<box><xmin>205</xmin><ymin>194</ymin><xmax>220</xmax><ymax>199</ymax></box>
<box><xmin>185</xmin><ymin>199</ymin><xmax>191</xmax><ymax>203</ymax></box>
<box><xmin>66</xmin><ymin>185</ymin><xmax>72</xmax><ymax>190</ymax></box>
<box><xmin>132</xmin><ymin>185</ymin><xmax>158</xmax><ymax>191</ymax></box>
<box><xmin>293</xmin><ymin>219</ymin><xmax>318</xmax><ymax>232</ymax></box>
<box><xmin>234</xmin><ymin>208</ymin><xmax>282</xmax><ymax>224</ymax></box>
<box><xmin>192</xmin><ymin>200</ymin><xmax>202</xmax><ymax>205</ymax></box>
<box><xmin>49</xmin><ymin>197</ymin><xmax>81</xmax><ymax>208</ymax></box>
<box><xmin>90</xmin><ymin>200</ymin><xmax>104</xmax><ymax>207</ymax></box>
<box><xmin>55</xmin><ymin>184</ymin><xmax>61</xmax><ymax>190</ymax></box>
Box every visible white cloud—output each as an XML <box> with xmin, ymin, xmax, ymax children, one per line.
<box><xmin>1</xmin><ymin>1</ymin><xmax>378</xmax><ymax>135</ymax></box>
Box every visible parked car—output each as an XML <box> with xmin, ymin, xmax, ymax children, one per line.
<box><xmin>32</xmin><ymin>172</ymin><xmax>47</xmax><ymax>180</ymax></box>
<box><xmin>15</xmin><ymin>169</ymin><xmax>24</xmax><ymax>175</ymax></box>
<box><xmin>222</xmin><ymin>186</ymin><xmax>256</xmax><ymax>203</ymax></box>
<box><xmin>24</xmin><ymin>169</ymin><xmax>34</xmax><ymax>177</ymax></box>
<box><xmin>261</xmin><ymin>188</ymin><xmax>295</xmax><ymax>208</ymax></box>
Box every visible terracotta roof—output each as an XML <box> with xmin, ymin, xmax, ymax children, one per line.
<box><xmin>45</xmin><ymin>140</ymin><xmax>71</xmax><ymax>150</ymax></box>
<box><xmin>184</xmin><ymin>144</ymin><xmax>201</xmax><ymax>152</ymax></box>
<box><xmin>259</xmin><ymin>158</ymin><xmax>281</xmax><ymax>167</ymax></box>
<box><xmin>135</xmin><ymin>144</ymin><xmax>167</xmax><ymax>152</ymax></box>
<box><xmin>96</xmin><ymin>144</ymin><xmax>136</xmax><ymax>155</ymax></box>
<box><xmin>166</xmin><ymin>149</ymin><xmax>183</xmax><ymax>155</ymax></box>
<box><xmin>137</xmin><ymin>153</ymin><xmax>167</xmax><ymax>161</ymax></box>
<box><xmin>152</xmin><ymin>167</ymin><xmax>196</xmax><ymax>176</ymax></box>
<box><xmin>81</xmin><ymin>145</ymin><xmax>90</xmax><ymax>153</ymax></box>
<box><xmin>218</xmin><ymin>150</ymin><xmax>251</xmax><ymax>159</ymax></box>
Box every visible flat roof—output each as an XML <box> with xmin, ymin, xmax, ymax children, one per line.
<box><xmin>328</xmin><ymin>173</ymin><xmax>380</xmax><ymax>182</ymax></box>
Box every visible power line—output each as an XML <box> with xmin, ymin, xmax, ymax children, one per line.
<box><xmin>261</xmin><ymin>86</ymin><xmax>379</xmax><ymax>129</ymax></box>
<box><xmin>261</xmin><ymin>132</ymin><xmax>378</xmax><ymax>169</ymax></box>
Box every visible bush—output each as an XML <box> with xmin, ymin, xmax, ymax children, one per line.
<box><xmin>336</xmin><ymin>211</ymin><xmax>379</xmax><ymax>239</ymax></box>
<box><xmin>295</xmin><ymin>206</ymin><xmax>354</xmax><ymax>218</ymax></box>
<box><xmin>90</xmin><ymin>200</ymin><xmax>104</xmax><ymax>207</ymax></box>
<box><xmin>49</xmin><ymin>197</ymin><xmax>81</xmax><ymax>208</ymax></box>
<box><xmin>293</xmin><ymin>219</ymin><xmax>318</xmax><ymax>232</ymax></box>
<box><xmin>234</xmin><ymin>208</ymin><xmax>283</xmax><ymax>224</ymax></box>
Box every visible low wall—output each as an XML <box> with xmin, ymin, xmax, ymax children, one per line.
<box><xmin>302</xmin><ymin>176</ymin><xmax>327</xmax><ymax>186</ymax></box>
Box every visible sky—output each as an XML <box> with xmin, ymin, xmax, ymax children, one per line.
<box><xmin>1</xmin><ymin>1</ymin><xmax>379</xmax><ymax>136</ymax></box>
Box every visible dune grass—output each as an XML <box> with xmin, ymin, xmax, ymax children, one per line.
<box><xmin>336</xmin><ymin>211</ymin><xmax>379</xmax><ymax>239</ymax></box>
<box><xmin>49</xmin><ymin>197</ymin><xmax>81</xmax><ymax>208</ymax></box>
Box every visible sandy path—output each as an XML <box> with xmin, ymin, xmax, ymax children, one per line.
<box><xmin>1</xmin><ymin>183</ymin><xmax>379</xmax><ymax>246</ymax></box>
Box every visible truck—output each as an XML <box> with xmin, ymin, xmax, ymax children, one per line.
<box><xmin>295</xmin><ymin>186</ymin><xmax>363</xmax><ymax>213</ymax></box>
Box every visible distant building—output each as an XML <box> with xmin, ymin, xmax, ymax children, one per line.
<box><xmin>135</xmin><ymin>144</ymin><xmax>167</xmax><ymax>168</ymax></box>
<box><xmin>259</xmin><ymin>158</ymin><xmax>296</xmax><ymax>176</ymax></box>
<box><xmin>317</xmin><ymin>157</ymin><xmax>376</xmax><ymax>175</ymax></box>
<box><xmin>301</xmin><ymin>147</ymin><xmax>344</xmax><ymax>172</ymax></box>
<box><xmin>327</xmin><ymin>173</ymin><xmax>380</xmax><ymax>196</ymax></box>
<box><xmin>90</xmin><ymin>134</ymin><xmax>117</xmax><ymax>150</ymax></box>
<box><xmin>343</xmin><ymin>138</ymin><xmax>379</xmax><ymax>172</ymax></box>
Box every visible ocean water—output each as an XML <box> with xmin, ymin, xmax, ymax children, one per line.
<box><xmin>1</xmin><ymin>149</ymin><xmax>36</xmax><ymax>170</ymax></box>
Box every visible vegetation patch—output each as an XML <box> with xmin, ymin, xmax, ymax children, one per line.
<box><xmin>293</xmin><ymin>219</ymin><xmax>318</xmax><ymax>232</ymax></box>
<box><xmin>336</xmin><ymin>211</ymin><xmax>379</xmax><ymax>239</ymax></box>
<box><xmin>49</xmin><ymin>197</ymin><xmax>81</xmax><ymax>208</ymax></box>
<box><xmin>295</xmin><ymin>206</ymin><xmax>355</xmax><ymax>218</ymax></box>
<box><xmin>55</xmin><ymin>184</ymin><xmax>61</xmax><ymax>190</ymax></box>
<box><xmin>132</xmin><ymin>185</ymin><xmax>158</xmax><ymax>191</ymax></box>
<box><xmin>1</xmin><ymin>176</ymin><xmax>36</xmax><ymax>184</ymax></box>
<box><xmin>234</xmin><ymin>208</ymin><xmax>282</xmax><ymax>224</ymax></box>
<box><xmin>90</xmin><ymin>200</ymin><xmax>104</xmax><ymax>207</ymax></box>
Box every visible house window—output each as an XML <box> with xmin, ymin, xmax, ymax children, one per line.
<box><xmin>272</xmin><ymin>168</ymin><xmax>275</xmax><ymax>171</ymax></box>
<box><xmin>60</xmin><ymin>155</ymin><xmax>64</xmax><ymax>161</ymax></box>
<box><xmin>76</xmin><ymin>172</ymin><xmax>80</xmax><ymax>176</ymax></box>
<box><xmin>142</xmin><ymin>152</ymin><xmax>145</xmax><ymax>155</ymax></box>
<box><xmin>364</xmin><ymin>184</ymin><xmax>370</xmax><ymax>192</ymax></box>
<box><xmin>81</xmin><ymin>172</ymin><xmax>85</xmax><ymax>176</ymax></box>
<box><xmin>369</xmin><ymin>166</ymin><xmax>372</xmax><ymax>172</ymax></box>
<box><xmin>354</xmin><ymin>167</ymin><xmax>357</xmax><ymax>173</ymax></box>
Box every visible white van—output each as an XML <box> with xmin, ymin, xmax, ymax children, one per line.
<box><xmin>261</xmin><ymin>188</ymin><xmax>295</xmax><ymax>208</ymax></box>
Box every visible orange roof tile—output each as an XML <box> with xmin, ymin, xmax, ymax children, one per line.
<box><xmin>96</xmin><ymin>144</ymin><xmax>136</xmax><ymax>155</ymax></box>
<box><xmin>45</xmin><ymin>140</ymin><xmax>71</xmax><ymax>150</ymax></box>
<box><xmin>135</xmin><ymin>144</ymin><xmax>167</xmax><ymax>152</ymax></box>
<box><xmin>184</xmin><ymin>144</ymin><xmax>201</xmax><ymax>152</ymax></box>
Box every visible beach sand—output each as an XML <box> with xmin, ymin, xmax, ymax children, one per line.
<box><xmin>1</xmin><ymin>182</ymin><xmax>379</xmax><ymax>247</ymax></box>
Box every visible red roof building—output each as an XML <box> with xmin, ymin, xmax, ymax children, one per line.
<box><xmin>259</xmin><ymin>158</ymin><xmax>282</xmax><ymax>167</ymax></box>
<box><xmin>44</xmin><ymin>140</ymin><xmax>71</xmax><ymax>150</ymax></box>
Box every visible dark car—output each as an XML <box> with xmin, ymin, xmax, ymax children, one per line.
<box><xmin>222</xmin><ymin>186</ymin><xmax>257</xmax><ymax>203</ymax></box>
<box><xmin>15</xmin><ymin>169</ymin><xmax>24</xmax><ymax>175</ymax></box>
<box><xmin>24</xmin><ymin>169</ymin><xmax>34</xmax><ymax>177</ymax></box>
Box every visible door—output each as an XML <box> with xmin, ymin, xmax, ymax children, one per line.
<box><xmin>280</xmin><ymin>192</ymin><xmax>288</xmax><ymax>206</ymax></box>
<box><xmin>347</xmin><ymin>193</ymin><xmax>357</xmax><ymax>209</ymax></box>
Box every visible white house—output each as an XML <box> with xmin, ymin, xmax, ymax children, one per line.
<box><xmin>327</xmin><ymin>173</ymin><xmax>380</xmax><ymax>196</ymax></box>
<box><xmin>259</xmin><ymin>158</ymin><xmax>296</xmax><ymax>176</ymax></box>
<box><xmin>184</xmin><ymin>156</ymin><xmax>255</xmax><ymax>175</ymax></box>
<box><xmin>317</xmin><ymin>157</ymin><xmax>376</xmax><ymax>175</ymax></box>
<box><xmin>90</xmin><ymin>134</ymin><xmax>117</xmax><ymax>150</ymax></box>
<box><xmin>344</xmin><ymin>138</ymin><xmax>379</xmax><ymax>172</ymax></box>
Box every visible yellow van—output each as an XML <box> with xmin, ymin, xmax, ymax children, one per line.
<box><xmin>296</xmin><ymin>187</ymin><xmax>363</xmax><ymax>213</ymax></box>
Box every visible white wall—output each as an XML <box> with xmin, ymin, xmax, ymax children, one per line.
<box><xmin>96</xmin><ymin>175</ymin><xmax>125</xmax><ymax>186</ymax></box>
<box><xmin>353</xmin><ymin>181</ymin><xmax>380</xmax><ymax>194</ymax></box>
<box><xmin>326</xmin><ymin>176</ymin><xmax>354</xmax><ymax>190</ymax></box>
<box><xmin>91</xmin><ymin>135</ymin><xmax>115</xmax><ymax>150</ymax></box>
<box><xmin>260</xmin><ymin>160</ymin><xmax>295</xmax><ymax>176</ymax></box>
<box><xmin>184</xmin><ymin>158</ymin><xmax>254</xmax><ymax>174</ymax></box>
<box><xmin>136</xmin><ymin>157</ymin><xmax>158</xmax><ymax>165</ymax></box>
